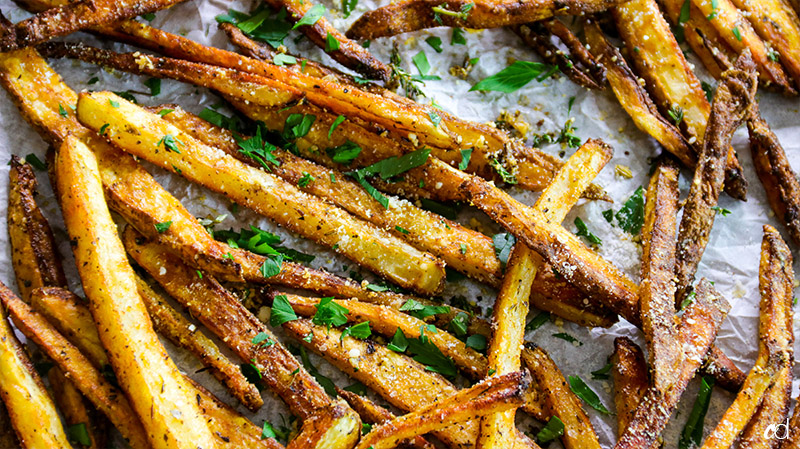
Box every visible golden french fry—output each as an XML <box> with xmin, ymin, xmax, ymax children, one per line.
<box><xmin>739</xmin><ymin>362</ymin><xmax>792</xmax><ymax>449</ymax></box>
<box><xmin>48</xmin><ymin>366</ymin><xmax>106</xmax><ymax>449</ymax></box>
<box><xmin>610</xmin><ymin>337</ymin><xmax>648</xmax><ymax>438</ymax></box>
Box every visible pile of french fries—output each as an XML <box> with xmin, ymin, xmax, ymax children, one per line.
<box><xmin>0</xmin><ymin>0</ymin><xmax>796</xmax><ymax>447</ymax></box>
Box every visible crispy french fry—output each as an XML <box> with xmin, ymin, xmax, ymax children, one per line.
<box><xmin>610</xmin><ymin>0</ymin><xmax>748</xmax><ymax>200</ymax></box>
<box><xmin>522</xmin><ymin>345</ymin><xmax>601</xmax><ymax>449</ymax></box>
<box><xmin>356</xmin><ymin>371</ymin><xmax>529</xmax><ymax>449</ymax></box>
<box><xmin>76</xmin><ymin>91</ymin><xmax>445</xmax><ymax>296</ymax></box>
<box><xmin>344</xmin><ymin>0</ymin><xmax>627</xmax><ymax>39</ymax></box>
<box><xmin>739</xmin><ymin>362</ymin><xmax>792</xmax><ymax>449</ymax></box>
<box><xmin>610</xmin><ymin>337</ymin><xmax>648</xmax><ymax>437</ymax></box>
<box><xmin>615</xmin><ymin>279</ymin><xmax>730</xmax><ymax>449</ymax></box>
<box><xmin>0</xmin><ymin>281</ymin><xmax>72</xmax><ymax>448</ymax></box>
<box><xmin>699</xmin><ymin>226</ymin><xmax>794</xmax><ymax>449</ymax></box>
<box><xmin>122</xmin><ymin>228</ymin><xmax>361</xmax><ymax>448</ymax></box>
<box><xmin>748</xmin><ymin>109</ymin><xmax>800</xmax><ymax>246</ymax></box>
<box><xmin>780</xmin><ymin>398</ymin><xmax>800</xmax><ymax>448</ymax></box>
<box><xmin>7</xmin><ymin>154</ymin><xmax>67</xmax><ymax>300</ymax></box>
<box><xmin>135</xmin><ymin>276</ymin><xmax>263</xmax><ymax>411</ymax></box>
<box><xmin>513</xmin><ymin>18</ymin><xmax>606</xmax><ymax>90</ymax></box>
<box><xmin>0</xmin><ymin>401</ymin><xmax>18</xmax><ymax>449</ymax></box>
<box><xmin>336</xmin><ymin>388</ymin><xmax>436</xmax><ymax>449</ymax></box>
<box><xmin>49</xmin><ymin>366</ymin><xmax>106</xmax><ymax>449</ymax></box>
<box><xmin>639</xmin><ymin>161</ymin><xmax>680</xmax><ymax>391</ymax></box>
<box><xmin>55</xmin><ymin>135</ymin><xmax>218</xmax><ymax>449</ymax></box>
<box><xmin>284</xmin><ymin>319</ymin><xmax>539</xmax><ymax>448</ymax></box>
<box><xmin>675</xmin><ymin>53</ymin><xmax>758</xmax><ymax>301</ymax></box>
<box><xmin>584</xmin><ymin>20</ymin><xmax>695</xmax><ymax>168</ymax></box>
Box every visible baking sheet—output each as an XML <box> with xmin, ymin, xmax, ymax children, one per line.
<box><xmin>0</xmin><ymin>0</ymin><xmax>798</xmax><ymax>446</ymax></box>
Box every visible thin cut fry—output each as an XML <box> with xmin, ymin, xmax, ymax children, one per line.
<box><xmin>336</xmin><ymin>388</ymin><xmax>436</xmax><ymax>449</ymax></box>
<box><xmin>675</xmin><ymin>53</ymin><xmax>758</xmax><ymax>300</ymax></box>
<box><xmin>48</xmin><ymin>366</ymin><xmax>106</xmax><ymax>449</ymax></box>
<box><xmin>55</xmin><ymin>135</ymin><xmax>218</xmax><ymax>449</ymax></box>
<box><xmin>611</xmin><ymin>337</ymin><xmax>648</xmax><ymax>437</ymax></box>
<box><xmin>345</xmin><ymin>0</ymin><xmax>628</xmax><ymax>39</ymax></box>
<box><xmin>748</xmin><ymin>109</ymin><xmax>800</xmax><ymax>246</ymax></box>
<box><xmin>699</xmin><ymin>226</ymin><xmax>794</xmax><ymax>449</ymax></box>
<box><xmin>739</xmin><ymin>361</ymin><xmax>792</xmax><ymax>449</ymax></box>
<box><xmin>615</xmin><ymin>279</ymin><xmax>731</xmax><ymax>449</ymax></box>
<box><xmin>639</xmin><ymin>161</ymin><xmax>680</xmax><ymax>391</ymax></box>
<box><xmin>356</xmin><ymin>371</ymin><xmax>529</xmax><ymax>449</ymax></box>
<box><xmin>0</xmin><ymin>281</ymin><xmax>72</xmax><ymax>448</ymax></box>
<box><xmin>76</xmin><ymin>90</ymin><xmax>446</xmax><ymax>296</ymax></box>
<box><xmin>513</xmin><ymin>18</ymin><xmax>606</xmax><ymax>90</ymax></box>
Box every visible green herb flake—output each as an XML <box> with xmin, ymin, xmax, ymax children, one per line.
<box><xmin>395</xmin><ymin>225</ymin><xmax>410</xmax><ymax>234</ymax></box>
<box><xmin>237</xmin><ymin>127</ymin><xmax>280</xmax><ymax>170</ymax></box>
<box><xmin>329</xmin><ymin>115</ymin><xmax>346</xmax><ymax>138</ymax></box>
<box><xmin>342</xmin><ymin>321</ymin><xmax>372</xmax><ymax>340</ymax></box>
<box><xmin>262</xmin><ymin>420</ymin><xmax>278</xmax><ymax>440</ymax></box>
<box><xmin>459</xmin><ymin>148</ymin><xmax>473</xmax><ymax>170</ymax></box>
<box><xmin>144</xmin><ymin>77</ymin><xmax>161</xmax><ymax>96</ymax></box>
<box><xmin>154</xmin><ymin>221</ymin><xmax>172</xmax><ymax>233</ymax></box>
<box><xmin>140</xmin><ymin>12</ymin><xmax>156</xmax><ymax>21</ymax></box>
<box><xmin>574</xmin><ymin>217</ymin><xmax>602</xmax><ymax>246</ymax></box>
<box><xmin>449</xmin><ymin>312</ymin><xmax>469</xmax><ymax>336</ymax></box>
<box><xmin>293</xmin><ymin>4</ymin><xmax>326</xmax><ymax>29</ymax></box>
<box><xmin>252</xmin><ymin>332</ymin><xmax>275</xmax><ymax>347</ymax></box>
<box><xmin>399</xmin><ymin>298</ymin><xmax>449</xmax><ymax>320</ymax></box>
<box><xmin>24</xmin><ymin>154</ymin><xmax>47</xmax><ymax>171</ymax></box>
<box><xmin>270</xmin><ymin>294</ymin><xmax>298</xmax><ymax>326</ymax></box>
<box><xmin>428</xmin><ymin>110</ymin><xmax>441</xmax><ymax>127</ymax></box>
<box><xmin>88</xmin><ymin>76</ymin><xmax>99</xmax><ymax>85</ymax></box>
<box><xmin>99</xmin><ymin>123</ymin><xmax>110</xmax><ymax>136</ymax></box>
<box><xmin>552</xmin><ymin>332</ymin><xmax>582</xmax><ymax>346</ymax></box>
<box><xmin>325</xmin><ymin>32</ymin><xmax>340</xmax><ymax>52</ymax></box>
<box><xmin>326</xmin><ymin>141</ymin><xmax>362</xmax><ymax>164</ymax></box>
<box><xmin>342</xmin><ymin>0</ymin><xmax>358</xmax><ymax>18</ymax></box>
<box><xmin>158</xmin><ymin>109</ymin><xmax>174</xmax><ymax>117</ymax></box>
<box><xmin>355</xmin><ymin>148</ymin><xmax>430</xmax><ymax>180</ymax></box>
<box><xmin>298</xmin><ymin>346</ymin><xmax>337</xmax><ymax>397</ymax></box>
<box><xmin>679</xmin><ymin>0</ymin><xmax>691</xmax><ymax>24</ymax></box>
<box><xmin>536</xmin><ymin>416</ymin><xmax>565</xmax><ymax>444</ymax></box>
<box><xmin>668</xmin><ymin>104</ymin><xmax>684</xmax><ymax>125</ymax></box>
<box><xmin>470</xmin><ymin>60</ymin><xmax>557</xmax><ymax>93</ymax></box>
<box><xmin>591</xmin><ymin>361</ymin><xmax>613</xmax><ymax>380</ymax></box>
<box><xmin>711</xmin><ymin>206</ymin><xmax>731</xmax><ymax>216</ymax></box>
<box><xmin>156</xmin><ymin>134</ymin><xmax>183</xmax><ymax>153</ymax></box>
<box><xmin>387</xmin><ymin>328</ymin><xmax>409</xmax><ymax>352</ymax></box>
<box><xmin>350</xmin><ymin>170</ymin><xmax>389</xmax><ymax>208</ymax></box>
<box><xmin>616</xmin><ymin>186</ymin><xmax>645</xmax><ymax>235</ymax></box>
<box><xmin>488</xmin><ymin>157</ymin><xmax>517</xmax><ymax>184</ymax></box>
<box><xmin>273</xmin><ymin>53</ymin><xmax>297</xmax><ymax>66</ymax></box>
<box><xmin>312</xmin><ymin>297</ymin><xmax>349</xmax><ymax>328</ymax></box>
<box><xmin>109</xmin><ymin>99</ymin><xmax>120</xmax><ymax>108</ymax></box>
<box><xmin>451</xmin><ymin>27</ymin><xmax>466</xmax><ymax>45</ymax></box>
<box><xmin>298</xmin><ymin>171</ymin><xmax>315</xmax><ymax>188</ymax></box>
<box><xmin>425</xmin><ymin>36</ymin><xmax>443</xmax><ymax>53</ymax></box>
<box><xmin>66</xmin><ymin>423</ymin><xmax>91</xmax><ymax>446</ymax></box>
<box><xmin>602</xmin><ymin>209</ymin><xmax>615</xmax><ymax>224</ymax></box>
<box><xmin>701</xmin><ymin>81</ymin><xmax>715</xmax><ymax>102</ymax></box>
<box><xmin>59</xmin><ymin>104</ymin><xmax>69</xmax><ymax>117</ymax></box>
<box><xmin>679</xmin><ymin>376</ymin><xmax>715</xmax><ymax>449</ymax></box>
<box><xmin>492</xmin><ymin>232</ymin><xmax>516</xmax><ymax>267</ymax></box>
<box><xmin>568</xmin><ymin>376</ymin><xmax>610</xmax><ymax>414</ymax></box>
<box><xmin>525</xmin><ymin>311</ymin><xmax>550</xmax><ymax>332</ymax></box>
<box><xmin>413</xmin><ymin>51</ymin><xmax>432</xmax><ymax>75</ymax></box>
<box><xmin>732</xmin><ymin>26</ymin><xmax>742</xmax><ymax>41</ymax></box>
<box><xmin>465</xmin><ymin>334</ymin><xmax>486</xmax><ymax>351</ymax></box>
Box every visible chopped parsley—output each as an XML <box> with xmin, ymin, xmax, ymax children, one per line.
<box><xmin>465</xmin><ymin>334</ymin><xmax>486</xmax><ymax>351</ymax></box>
<box><xmin>470</xmin><ymin>60</ymin><xmax>557</xmax><ymax>93</ymax></box>
<box><xmin>395</xmin><ymin>225</ymin><xmax>410</xmax><ymax>234</ymax></box>
<box><xmin>459</xmin><ymin>148</ymin><xmax>472</xmax><ymax>170</ymax></box>
<box><xmin>536</xmin><ymin>416</ymin><xmax>565</xmax><ymax>444</ymax></box>
<box><xmin>707</xmin><ymin>0</ymin><xmax>719</xmax><ymax>20</ymax></box>
<box><xmin>615</xmin><ymin>186</ymin><xmax>645</xmax><ymax>235</ymax></box>
<box><xmin>668</xmin><ymin>105</ymin><xmax>685</xmax><ymax>125</ymax></box>
<box><xmin>158</xmin><ymin>109</ymin><xmax>174</xmax><ymax>117</ymax></box>
<box><xmin>298</xmin><ymin>346</ymin><xmax>337</xmax><ymax>397</ymax></box>
<box><xmin>449</xmin><ymin>312</ymin><xmax>469</xmax><ymax>336</ymax></box>
<box><xmin>66</xmin><ymin>423</ymin><xmax>91</xmax><ymax>446</ymax></box>
<box><xmin>298</xmin><ymin>171</ymin><xmax>315</xmax><ymax>188</ymax></box>
<box><xmin>216</xmin><ymin>7</ymin><xmax>291</xmax><ymax>48</ymax></box>
<box><xmin>349</xmin><ymin>170</ymin><xmax>389</xmax><ymax>208</ymax></box>
<box><xmin>325</xmin><ymin>32</ymin><xmax>340</xmax><ymax>52</ymax></box>
<box><xmin>312</xmin><ymin>297</ymin><xmax>349</xmax><ymax>328</ymax></box>
<box><xmin>154</xmin><ymin>221</ymin><xmax>172</xmax><ymax>233</ymax></box>
<box><xmin>237</xmin><ymin>127</ymin><xmax>280</xmax><ymax>170</ymax></box>
<box><xmin>157</xmin><ymin>134</ymin><xmax>182</xmax><ymax>153</ymax></box>
<box><xmin>252</xmin><ymin>332</ymin><xmax>275</xmax><ymax>347</ymax></box>
<box><xmin>329</xmin><ymin>115</ymin><xmax>346</xmax><ymax>138</ymax></box>
<box><xmin>591</xmin><ymin>361</ymin><xmax>613</xmax><ymax>380</ymax></box>
<box><xmin>679</xmin><ymin>0</ymin><xmax>691</xmax><ymax>25</ymax></box>
<box><xmin>451</xmin><ymin>27</ymin><xmax>466</xmax><ymax>45</ymax></box>
<box><xmin>144</xmin><ymin>77</ymin><xmax>161</xmax><ymax>96</ymax></box>
<box><xmin>355</xmin><ymin>148</ymin><xmax>430</xmax><ymax>180</ymax></box>
<box><xmin>293</xmin><ymin>4</ymin><xmax>326</xmax><ymax>29</ymax></box>
<box><xmin>283</xmin><ymin>113</ymin><xmax>316</xmax><ymax>140</ymax></box>
<box><xmin>24</xmin><ymin>154</ymin><xmax>47</xmax><ymax>171</ymax></box>
<box><xmin>199</xmin><ymin>107</ymin><xmax>243</xmax><ymax>132</ymax></box>
<box><xmin>273</xmin><ymin>53</ymin><xmax>297</xmax><ymax>66</ymax></box>
<box><xmin>425</xmin><ymin>36</ymin><xmax>443</xmax><ymax>53</ymax></box>
<box><xmin>525</xmin><ymin>311</ymin><xmax>550</xmax><ymax>332</ymax></box>
<box><xmin>270</xmin><ymin>294</ymin><xmax>298</xmax><ymax>326</ymax></box>
<box><xmin>341</xmin><ymin>321</ymin><xmax>372</xmax><ymax>340</ymax></box>
<box><xmin>428</xmin><ymin>110</ymin><xmax>442</xmax><ymax>127</ymax></box>
<box><xmin>574</xmin><ymin>217</ymin><xmax>602</xmax><ymax>246</ymax></box>
<box><xmin>488</xmin><ymin>157</ymin><xmax>517</xmax><ymax>184</ymax></box>
<box><xmin>732</xmin><ymin>26</ymin><xmax>742</xmax><ymax>41</ymax></box>
<box><xmin>342</xmin><ymin>0</ymin><xmax>357</xmax><ymax>18</ymax></box>
<box><xmin>568</xmin><ymin>376</ymin><xmax>609</xmax><ymax>414</ymax></box>
<box><xmin>492</xmin><ymin>232</ymin><xmax>516</xmax><ymax>267</ymax></box>
<box><xmin>711</xmin><ymin>206</ymin><xmax>731</xmax><ymax>216</ymax></box>
<box><xmin>431</xmin><ymin>2</ymin><xmax>473</xmax><ymax>22</ymax></box>
<box><xmin>552</xmin><ymin>332</ymin><xmax>582</xmax><ymax>346</ymax></box>
<box><xmin>109</xmin><ymin>99</ymin><xmax>120</xmax><ymax>108</ymax></box>
<box><xmin>679</xmin><ymin>377</ymin><xmax>715</xmax><ymax>449</ymax></box>
<box><xmin>58</xmin><ymin>104</ymin><xmax>69</xmax><ymax>117</ymax></box>
<box><xmin>326</xmin><ymin>141</ymin><xmax>362</xmax><ymax>164</ymax></box>
<box><xmin>399</xmin><ymin>298</ymin><xmax>450</xmax><ymax>320</ymax></box>
<box><xmin>701</xmin><ymin>81</ymin><xmax>715</xmax><ymax>102</ymax></box>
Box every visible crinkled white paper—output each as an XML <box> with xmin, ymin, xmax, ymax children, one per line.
<box><xmin>0</xmin><ymin>0</ymin><xmax>798</xmax><ymax>446</ymax></box>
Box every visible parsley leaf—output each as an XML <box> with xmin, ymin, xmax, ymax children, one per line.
<box><xmin>329</xmin><ymin>115</ymin><xmax>346</xmax><ymax>138</ymax></box>
<box><xmin>58</xmin><ymin>104</ymin><xmax>69</xmax><ymax>117</ymax></box>
<box><xmin>144</xmin><ymin>77</ymin><xmax>161</xmax><ymax>96</ymax></box>
<box><xmin>465</xmin><ymin>334</ymin><xmax>486</xmax><ymax>351</ymax></box>
<box><xmin>668</xmin><ymin>105</ymin><xmax>684</xmax><ymax>125</ymax></box>
<box><xmin>298</xmin><ymin>171</ymin><xmax>315</xmax><ymax>188</ymax></box>
<box><xmin>616</xmin><ymin>186</ymin><xmax>645</xmax><ymax>235</ymax></box>
<box><xmin>568</xmin><ymin>376</ymin><xmax>610</xmax><ymax>414</ymax></box>
<box><xmin>459</xmin><ymin>148</ymin><xmax>472</xmax><ymax>170</ymax></box>
<box><xmin>342</xmin><ymin>321</ymin><xmax>372</xmax><ymax>340</ymax></box>
<box><xmin>399</xmin><ymin>299</ymin><xmax>449</xmax><ymax>320</ymax></box>
<box><xmin>701</xmin><ymin>81</ymin><xmax>715</xmax><ymax>102</ymax></box>
<box><xmin>711</xmin><ymin>206</ymin><xmax>731</xmax><ymax>216</ymax></box>
<box><xmin>406</xmin><ymin>327</ymin><xmax>457</xmax><ymax>376</ymax></box>
<box><xmin>451</xmin><ymin>27</ymin><xmax>466</xmax><ymax>45</ymax></box>
<box><xmin>237</xmin><ymin>127</ymin><xmax>280</xmax><ymax>170</ymax></box>
<box><xmin>356</xmin><ymin>148</ymin><xmax>430</xmax><ymax>180</ymax></box>
<box><xmin>420</xmin><ymin>199</ymin><xmax>458</xmax><ymax>219</ymax></box>
<box><xmin>325</xmin><ymin>32</ymin><xmax>340</xmax><ymax>52</ymax></box>
<box><xmin>425</xmin><ymin>36</ymin><xmax>443</xmax><ymax>53</ymax></box>
<box><xmin>157</xmin><ymin>134</ymin><xmax>182</xmax><ymax>153</ymax></box>
<box><xmin>492</xmin><ymin>232</ymin><xmax>516</xmax><ymax>267</ymax></box>
<box><xmin>326</xmin><ymin>141</ymin><xmax>362</xmax><ymax>164</ymax></box>
<box><xmin>199</xmin><ymin>107</ymin><xmax>243</xmax><ymax>132</ymax></box>
<box><xmin>293</xmin><ymin>4</ymin><xmax>326</xmax><ymax>29</ymax></box>
<box><xmin>387</xmin><ymin>328</ymin><xmax>408</xmax><ymax>352</ymax></box>
<box><xmin>552</xmin><ymin>332</ymin><xmax>582</xmax><ymax>345</ymax></box>
<box><xmin>312</xmin><ymin>297</ymin><xmax>349</xmax><ymax>328</ymax></box>
<box><xmin>488</xmin><ymin>157</ymin><xmax>517</xmax><ymax>184</ymax></box>
<box><xmin>536</xmin><ymin>416</ymin><xmax>565</xmax><ymax>444</ymax></box>
<box><xmin>154</xmin><ymin>221</ymin><xmax>172</xmax><ymax>233</ymax></box>
<box><xmin>349</xmin><ymin>170</ymin><xmax>389</xmax><ymax>208</ymax></box>
<box><xmin>574</xmin><ymin>217</ymin><xmax>602</xmax><ymax>246</ymax></box>
<box><xmin>66</xmin><ymin>423</ymin><xmax>91</xmax><ymax>446</ymax></box>
<box><xmin>273</xmin><ymin>53</ymin><xmax>297</xmax><ymax>66</ymax></box>
<box><xmin>25</xmin><ymin>154</ymin><xmax>47</xmax><ymax>171</ymax></box>
<box><xmin>679</xmin><ymin>377</ymin><xmax>715</xmax><ymax>449</ymax></box>
<box><xmin>679</xmin><ymin>0</ymin><xmax>691</xmax><ymax>25</ymax></box>
<box><xmin>591</xmin><ymin>361</ymin><xmax>613</xmax><ymax>380</ymax></box>
<box><xmin>270</xmin><ymin>294</ymin><xmax>298</xmax><ymax>326</ymax></box>
<box><xmin>470</xmin><ymin>61</ymin><xmax>557</xmax><ymax>93</ymax></box>
<box><xmin>252</xmin><ymin>332</ymin><xmax>275</xmax><ymax>347</ymax></box>
<box><xmin>342</xmin><ymin>0</ymin><xmax>357</xmax><ymax>18</ymax></box>
<box><xmin>525</xmin><ymin>311</ymin><xmax>550</xmax><ymax>331</ymax></box>
<box><xmin>283</xmin><ymin>113</ymin><xmax>316</xmax><ymax>140</ymax></box>
<box><xmin>298</xmin><ymin>346</ymin><xmax>337</xmax><ymax>397</ymax></box>
<box><xmin>449</xmin><ymin>312</ymin><xmax>469</xmax><ymax>336</ymax></box>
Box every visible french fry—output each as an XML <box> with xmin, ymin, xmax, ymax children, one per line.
<box><xmin>48</xmin><ymin>366</ymin><xmax>106</xmax><ymax>449</ymax></box>
<box><xmin>584</xmin><ymin>20</ymin><xmax>695</xmax><ymax>168</ymax></box>
<box><xmin>512</xmin><ymin>18</ymin><xmax>606</xmax><ymax>90</ymax></box>
<box><xmin>615</xmin><ymin>279</ymin><xmax>731</xmax><ymax>449</ymax></box>
<box><xmin>55</xmin><ymin>135</ymin><xmax>218</xmax><ymax>449</ymax></box>
<box><xmin>780</xmin><ymin>400</ymin><xmax>800</xmax><ymax>448</ymax></box>
<box><xmin>344</xmin><ymin>0</ymin><xmax>628</xmax><ymax>39</ymax></box>
<box><xmin>739</xmin><ymin>362</ymin><xmax>792</xmax><ymax>449</ymax></box>
<box><xmin>135</xmin><ymin>276</ymin><xmax>263</xmax><ymax>412</ymax></box>
<box><xmin>7</xmin><ymin>154</ymin><xmax>67</xmax><ymax>300</ymax></box>
<box><xmin>730</xmin><ymin>0</ymin><xmax>800</xmax><ymax>91</ymax></box>
<box><xmin>336</xmin><ymin>388</ymin><xmax>437</xmax><ymax>449</ymax></box>
<box><xmin>699</xmin><ymin>226</ymin><xmax>794</xmax><ymax>449</ymax></box>
<box><xmin>284</xmin><ymin>319</ymin><xmax>539</xmax><ymax>448</ymax></box>
<box><xmin>355</xmin><ymin>371</ymin><xmax>529</xmax><ymax>449</ymax></box>
<box><xmin>0</xmin><ymin>0</ymin><xmax>183</xmax><ymax>51</ymax></box>
<box><xmin>748</xmin><ymin>109</ymin><xmax>800</xmax><ymax>246</ymax></box>
<box><xmin>610</xmin><ymin>337</ymin><xmax>648</xmax><ymax>437</ymax></box>
<box><xmin>76</xmin><ymin>91</ymin><xmax>446</xmax><ymax>296</ymax></box>
<box><xmin>610</xmin><ymin>0</ymin><xmax>748</xmax><ymax>200</ymax></box>
<box><xmin>0</xmin><ymin>403</ymin><xmax>18</xmax><ymax>449</ymax></box>
<box><xmin>122</xmin><ymin>228</ymin><xmax>362</xmax><ymax>448</ymax></box>
<box><xmin>675</xmin><ymin>53</ymin><xmax>758</xmax><ymax>301</ymax></box>
<box><xmin>639</xmin><ymin>161</ymin><xmax>680</xmax><ymax>391</ymax></box>
<box><xmin>0</xmin><ymin>281</ymin><xmax>72</xmax><ymax>448</ymax></box>
<box><xmin>522</xmin><ymin>345</ymin><xmax>602</xmax><ymax>449</ymax></box>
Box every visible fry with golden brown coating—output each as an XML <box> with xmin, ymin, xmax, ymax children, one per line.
<box><xmin>739</xmin><ymin>362</ymin><xmax>792</xmax><ymax>449</ymax></box>
<box><xmin>675</xmin><ymin>53</ymin><xmax>758</xmax><ymax>301</ymax></box>
<box><xmin>699</xmin><ymin>226</ymin><xmax>794</xmax><ymax>449</ymax></box>
<box><xmin>356</xmin><ymin>371</ymin><xmax>529</xmax><ymax>449</ymax></box>
<box><xmin>611</xmin><ymin>337</ymin><xmax>648</xmax><ymax>437</ymax></box>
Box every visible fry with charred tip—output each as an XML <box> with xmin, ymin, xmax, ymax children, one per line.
<box><xmin>55</xmin><ymin>135</ymin><xmax>218</xmax><ymax>449</ymax></box>
<box><xmin>675</xmin><ymin>52</ymin><xmax>757</xmax><ymax>301</ymax></box>
<box><xmin>699</xmin><ymin>226</ymin><xmax>794</xmax><ymax>449</ymax></box>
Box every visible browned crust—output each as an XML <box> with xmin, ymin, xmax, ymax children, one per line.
<box><xmin>49</xmin><ymin>366</ymin><xmax>107</xmax><ymax>449</ymax></box>
<box><xmin>675</xmin><ymin>52</ymin><xmax>758</xmax><ymax>301</ymax></box>
<box><xmin>345</xmin><ymin>0</ymin><xmax>626</xmax><ymax>40</ymax></box>
<box><xmin>639</xmin><ymin>162</ymin><xmax>680</xmax><ymax>392</ymax></box>
<box><xmin>615</xmin><ymin>279</ymin><xmax>731</xmax><ymax>449</ymax></box>
<box><xmin>748</xmin><ymin>110</ymin><xmax>800</xmax><ymax>246</ymax></box>
<box><xmin>7</xmin><ymin>154</ymin><xmax>67</xmax><ymax>300</ymax></box>
<box><xmin>739</xmin><ymin>364</ymin><xmax>792</xmax><ymax>449</ymax></box>
<box><xmin>611</xmin><ymin>337</ymin><xmax>648</xmax><ymax>438</ymax></box>
<box><xmin>512</xmin><ymin>18</ymin><xmax>606</xmax><ymax>90</ymax></box>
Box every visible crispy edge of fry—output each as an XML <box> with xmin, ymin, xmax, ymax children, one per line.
<box><xmin>748</xmin><ymin>110</ymin><xmax>800</xmax><ymax>246</ymax></box>
<box><xmin>639</xmin><ymin>161</ymin><xmax>680</xmax><ymax>392</ymax></box>
<box><xmin>7</xmin><ymin>154</ymin><xmax>67</xmax><ymax>300</ymax></box>
<box><xmin>134</xmin><ymin>276</ymin><xmax>264</xmax><ymax>411</ymax></box>
<box><xmin>284</xmin><ymin>399</ymin><xmax>362</xmax><ymax>449</ymax></box>
<box><xmin>675</xmin><ymin>52</ymin><xmax>758</xmax><ymax>301</ymax></box>
<box><xmin>0</xmin><ymin>281</ymin><xmax>72</xmax><ymax>448</ymax></box>
<box><xmin>610</xmin><ymin>337</ymin><xmax>648</xmax><ymax>438</ymax></box>
<box><xmin>55</xmin><ymin>134</ymin><xmax>218</xmax><ymax>449</ymax></box>
<box><xmin>77</xmin><ymin>90</ymin><xmax>446</xmax><ymax>296</ymax></box>
<box><xmin>584</xmin><ymin>19</ymin><xmax>695</xmax><ymax>167</ymax></box>
<box><xmin>356</xmin><ymin>371</ymin><xmax>529</xmax><ymax>449</ymax></box>
<box><xmin>614</xmin><ymin>279</ymin><xmax>730</xmax><ymax>449</ymax></box>
<box><xmin>283</xmin><ymin>318</ymin><xmax>538</xmax><ymax>448</ymax></box>
<box><xmin>513</xmin><ymin>18</ymin><xmax>606</xmax><ymax>90</ymax></box>
<box><xmin>336</xmin><ymin>388</ymin><xmax>436</xmax><ymax>449</ymax></box>
<box><xmin>700</xmin><ymin>225</ymin><xmax>794</xmax><ymax>449</ymax></box>
<box><xmin>344</xmin><ymin>0</ymin><xmax>627</xmax><ymax>39</ymax></box>
<box><xmin>522</xmin><ymin>345</ymin><xmax>602</xmax><ymax>449</ymax></box>
<box><xmin>49</xmin><ymin>366</ymin><xmax>106</xmax><ymax>449</ymax></box>
<box><xmin>739</xmin><ymin>363</ymin><xmax>793</xmax><ymax>449</ymax></box>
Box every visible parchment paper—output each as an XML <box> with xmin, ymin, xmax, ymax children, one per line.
<box><xmin>0</xmin><ymin>0</ymin><xmax>798</xmax><ymax>446</ymax></box>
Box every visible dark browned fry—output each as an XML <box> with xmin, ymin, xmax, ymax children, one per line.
<box><xmin>512</xmin><ymin>18</ymin><xmax>606</xmax><ymax>90</ymax></box>
<box><xmin>675</xmin><ymin>52</ymin><xmax>758</xmax><ymax>301</ymax></box>
<box><xmin>639</xmin><ymin>161</ymin><xmax>680</xmax><ymax>391</ymax></box>
<box><xmin>780</xmin><ymin>397</ymin><xmax>800</xmax><ymax>448</ymax></box>
<box><xmin>336</xmin><ymin>388</ymin><xmax>436</xmax><ymax>449</ymax></box>
<box><xmin>748</xmin><ymin>109</ymin><xmax>800</xmax><ymax>246</ymax></box>
<box><xmin>615</xmin><ymin>279</ymin><xmax>730</xmax><ymax>449</ymax></box>
<box><xmin>611</xmin><ymin>337</ymin><xmax>648</xmax><ymax>437</ymax></box>
<box><xmin>699</xmin><ymin>226</ymin><xmax>794</xmax><ymax>449</ymax></box>
<box><xmin>345</xmin><ymin>0</ymin><xmax>627</xmax><ymax>40</ymax></box>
